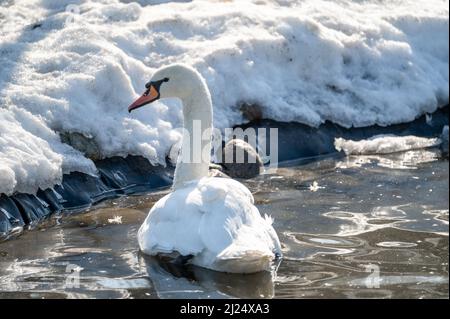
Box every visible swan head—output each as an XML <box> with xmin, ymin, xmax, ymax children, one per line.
<box><xmin>128</xmin><ymin>64</ymin><xmax>207</xmax><ymax>112</ymax></box>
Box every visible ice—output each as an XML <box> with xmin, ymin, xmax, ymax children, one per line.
<box><xmin>334</xmin><ymin>134</ymin><xmax>442</xmax><ymax>155</ymax></box>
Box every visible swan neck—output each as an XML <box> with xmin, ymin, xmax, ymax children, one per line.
<box><xmin>173</xmin><ymin>85</ymin><xmax>212</xmax><ymax>189</ymax></box>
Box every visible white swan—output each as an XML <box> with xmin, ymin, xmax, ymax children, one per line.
<box><xmin>128</xmin><ymin>64</ymin><xmax>282</xmax><ymax>273</ymax></box>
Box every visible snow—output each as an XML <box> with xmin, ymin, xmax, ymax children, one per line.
<box><xmin>334</xmin><ymin>134</ymin><xmax>442</xmax><ymax>155</ymax></box>
<box><xmin>0</xmin><ymin>106</ymin><xmax>96</xmax><ymax>194</ymax></box>
<box><xmin>0</xmin><ymin>0</ymin><xmax>448</xmax><ymax>195</ymax></box>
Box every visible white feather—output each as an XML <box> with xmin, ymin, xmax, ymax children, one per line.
<box><xmin>138</xmin><ymin>177</ymin><xmax>282</xmax><ymax>273</ymax></box>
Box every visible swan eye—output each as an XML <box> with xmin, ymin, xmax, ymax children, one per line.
<box><xmin>145</xmin><ymin>77</ymin><xmax>170</xmax><ymax>89</ymax></box>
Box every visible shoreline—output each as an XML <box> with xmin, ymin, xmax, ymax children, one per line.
<box><xmin>1</xmin><ymin>105</ymin><xmax>448</xmax><ymax>239</ymax></box>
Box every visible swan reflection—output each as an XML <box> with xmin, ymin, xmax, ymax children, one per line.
<box><xmin>139</xmin><ymin>254</ymin><xmax>276</xmax><ymax>299</ymax></box>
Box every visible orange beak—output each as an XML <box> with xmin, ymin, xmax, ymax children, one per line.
<box><xmin>128</xmin><ymin>85</ymin><xmax>160</xmax><ymax>113</ymax></box>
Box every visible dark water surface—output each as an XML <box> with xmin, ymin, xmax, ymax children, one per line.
<box><xmin>0</xmin><ymin>149</ymin><xmax>448</xmax><ymax>298</ymax></box>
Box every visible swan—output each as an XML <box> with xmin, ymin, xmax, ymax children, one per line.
<box><xmin>128</xmin><ymin>64</ymin><xmax>282</xmax><ymax>273</ymax></box>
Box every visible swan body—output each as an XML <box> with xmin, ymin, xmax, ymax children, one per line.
<box><xmin>138</xmin><ymin>177</ymin><xmax>281</xmax><ymax>273</ymax></box>
<box><xmin>128</xmin><ymin>64</ymin><xmax>282</xmax><ymax>273</ymax></box>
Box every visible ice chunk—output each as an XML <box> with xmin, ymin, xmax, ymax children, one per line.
<box><xmin>334</xmin><ymin>134</ymin><xmax>442</xmax><ymax>155</ymax></box>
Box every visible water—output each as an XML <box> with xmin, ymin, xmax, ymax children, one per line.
<box><xmin>0</xmin><ymin>149</ymin><xmax>448</xmax><ymax>299</ymax></box>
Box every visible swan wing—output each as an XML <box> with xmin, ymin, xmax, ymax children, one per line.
<box><xmin>138</xmin><ymin>186</ymin><xmax>205</xmax><ymax>256</ymax></box>
<box><xmin>138</xmin><ymin>177</ymin><xmax>280</xmax><ymax>273</ymax></box>
<box><xmin>195</xmin><ymin>178</ymin><xmax>279</xmax><ymax>272</ymax></box>
<box><xmin>198</xmin><ymin>177</ymin><xmax>254</xmax><ymax>204</ymax></box>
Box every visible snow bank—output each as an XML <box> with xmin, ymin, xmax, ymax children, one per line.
<box><xmin>334</xmin><ymin>134</ymin><xmax>442</xmax><ymax>155</ymax></box>
<box><xmin>0</xmin><ymin>0</ymin><xmax>448</xmax><ymax>195</ymax></box>
<box><xmin>0</xmin><ymin>107</ymin><xmax>97</xmax><ymax>194</ymax></box>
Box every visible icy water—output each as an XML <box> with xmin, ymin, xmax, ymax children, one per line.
<box><xmin>0</xmin><ymin>149</ymin><xmax>448</xmax><ymax>299</ymax></box>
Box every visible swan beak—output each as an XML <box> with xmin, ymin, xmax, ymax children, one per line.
<box><xmin>128</xmin><ymin>84</ymin><xmax>159</xmax><ymax>112</ymax></box>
